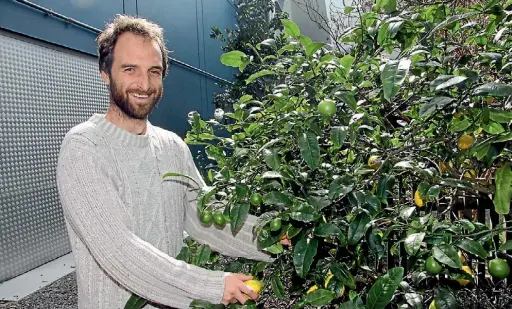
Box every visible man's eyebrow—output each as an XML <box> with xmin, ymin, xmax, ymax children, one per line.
<box><xmin>120</xmin><ymin>64</ymin><xmax>138</xmax><ymax>68</ymax></box>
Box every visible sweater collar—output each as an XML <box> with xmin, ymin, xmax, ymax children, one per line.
<box><xmin>89</xmin><ymin>113</ymin><xmax>152</xmax><ymax>148</ymax></box>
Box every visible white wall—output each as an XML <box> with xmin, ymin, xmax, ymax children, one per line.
<box><xmin>281</xmin><ymin>0</ymin><xmax>357</xmax><ymax>45</ymax></box>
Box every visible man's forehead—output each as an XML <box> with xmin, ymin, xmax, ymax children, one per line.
<box><xmin>112</xmin><ymin>33</ymin><xmax>163</xmax><ymax>63</ymax></box>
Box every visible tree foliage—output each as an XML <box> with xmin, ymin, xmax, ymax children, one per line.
<box><xmin>127</xmin><ymin>0</ymin><xmax>512</xmax><ymax>308</ymax></box>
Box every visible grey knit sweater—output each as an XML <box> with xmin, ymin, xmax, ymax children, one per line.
<box><xmin>56</xmin><ymin>113</ymin><xmax>272</xmax><ymax>309</ymax></box>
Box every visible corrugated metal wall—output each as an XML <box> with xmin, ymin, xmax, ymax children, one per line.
<box><xmin>0</xmin><ymin>0</ymin><xmax>236</xmax><ymax>283</ymax></box>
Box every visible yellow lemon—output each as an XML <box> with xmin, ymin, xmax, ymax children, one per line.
<box><xmin>307</xmin><ymin>285</ymin><xmax>318</xmax><ymax>294</ymax></box>
<box><xmin>464</xmin><ymin>169</ymin><xmax>477</xmax><ymax>178</ymax></box>
<box><xmin>454</xmin><ymin>112</ymin><xmax>463</xmax><ymax>118</ymax></box>
<box><xmin>429</xmin><ymin>300</ymin><xmax>436</xmax><ymax>309</ymax></box>
<box><xmin>459</xmin><ymin>251</ymin><xmax>467</xmax><ymax>265</ymax></box>
<box><xmin>455</xmin><ymin>266</ymin><xmax>472</xmax><ymax>286</ymax></box>
<box><xmin>486</xmin><ymin>97</ymin><xmax>495</xmax><ymax>104</ymax></box>
<box><xmin>440</xmin><ymin>161</ymin><xmax>448</xmax><ymax>174</ymax></box>
<box><xmin>368</xmin><ymin>155</ymin><xmax>382</xmax><ymax>169</ymax></box>
<box><xmin>457</xmin><ymin>134</ymin><xmax>473</xmax><ymax>150</ymax></box>
<box><xmin>414</xmin><ymin>190</ymin><xmax>424</xmax><ymax>207</ymax></box>
<box><xmin>244</xmin><ymin>279</ymin><xmax>264</xmax><ymax>295</ymax></box>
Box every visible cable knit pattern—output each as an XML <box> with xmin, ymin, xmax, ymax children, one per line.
<box><xmin>56</xmin><ymin>114</ymin><xmax>272</xmax><ymax>309</ymax></box>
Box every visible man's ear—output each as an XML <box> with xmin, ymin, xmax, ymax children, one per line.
<box><xmin>100</xmin><ymin>70</ymin><xmax>110</xmax><ymax>86</ymax></box>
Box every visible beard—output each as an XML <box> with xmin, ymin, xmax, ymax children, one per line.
<box><xmin>108</xmin><ymin>77</ymin><xmax>162</xmax><ymax>120</ymax></box>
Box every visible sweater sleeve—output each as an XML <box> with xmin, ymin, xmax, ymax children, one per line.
<box><xmin>56</xmin><ymin>136</ymin><xmax>227</xmax><ymax>307</ymax></box>
<box><xmin>180</xmin><ymin>142</ymin><xmax>274</xmax><ymax>263</ymax></box>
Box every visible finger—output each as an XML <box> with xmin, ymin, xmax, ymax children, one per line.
<box><xmin>239</xmin><ymin>282</ymin><xmax>258</xmax><ymax>300</ymax></box>
<box><xmin>234</xmin><ymin>273</ymin><xmax>253</xmax><ymax>281</ymax></box>
<box><xmin>235</xmin><ymin>289</ymin><xmax>248</xmax><ymax>304</ymax></box>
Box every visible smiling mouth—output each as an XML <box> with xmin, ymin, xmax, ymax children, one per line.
<box><xmin>130</xmin><ymin>93</ymin><xmax>152</xmax><ymax>103</ymax></box>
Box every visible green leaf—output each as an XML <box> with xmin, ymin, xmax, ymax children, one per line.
<box><xmin>457</xmin><ymin>219</ymin><xmax>475</xmax><ymax>233</ymax></box>
<box><xmin>482</xmin><ymin>121</ymin><xmax>505</xmax><ymax>135</ymax></box>
<box><xmin>293</xmin><ymin>238</ymin><xmax>319</xmax><ymax>277</ymax></box>
<box><xmin>405</xmin><ymin>292</ymin><xmax>423</xmax><ymax>309</ymax></box>
<box><xmin>474</xmin><ymin>83</ymin><xmax>512</xmax><ymax>97</ymax></box>
<box><xmin>331</xmin><ymin>263</ymin><xmax>357</xmax><ymax>290</ymax></box>
<box><xmin>404</xmin><ymin>232</ymin><xmax>426</xmax><ymax>256</ymax></box>
<box><xmin>263</xmin><ymin>148</ymin><xmax>281</xmax><ymax>170</ymax></box>
<box><xmin>434</xmin><ymin>288</ymin><xmax>457</xmax><ymax>309</ymax></box>
<box><xmin>220</xmin><ymin>51</ymin><xmax>248</xmax><ymax>68</ymax></box>
<box><xmin>420</xmin><ymin>96</ymin><xmax>454</xmax><ymax>117</ymax></box>
<box><xmin>449</xmin><ymin>117</ymin><xmax>471</xmax><ymax>132</ymax></box>
<box><xmin>281</xmin><ymin>19</ymin><xmax>301</xmax><ymax>38</ymax></box>
<box><xmin>381</xmin><ymin>58</ymin><xmax>411</xmax><ymax>102</ymax></box>
<box><xmin>366</xmin><ymin>267</ymin><xmax>404</xmax><ymax>309</ymax></box>
<box><xmin>454</xmin><ymin>239</ymin><xmax>488</xmax><ymax>259</ymax></box>
<box><xmin>493</xmin><ymin>162</ymin><xmax>512</xmax><ymax>215</ymax></box>
<box><xmin>314</xmin><ymin>223</ymin><xmax>342</xmax><ymax>237</ymax></box>
<box><xmin>163</xmin><ymin>172</ymin><xmax>200</xmax><ymax>188</ymax></box>
<box><xmin>298</xmin><ymin>131</ymin><xmax>321</xmax><ymax>169</ymax></box>
<box><xmin>430</xmin><ymin>75</ymin><xmax>467</xmax><ymax>91</ymax></box>
<box><xmin>306</xmin><ymin>42</ymin><xmax>325</xmax><ymax>58</ymax></box>
<box><xmin>230</xmin><ymin>202</ymin><xmax>250</xmax><ymax>234</ymax></box>
<box><xmin>257</xmin><ymin>227</ymin><xmax>283</xmax><ymax>249</ymax></box>
<box><xmin>489</xmin><ymin>110</ymin><xmax>512</xmax><ymax>123</ymax></box>
<box><xmin>339</xmin><ymin>55</ymin><xmax>355</xmax><ymax>76</ymax></box>
<box><xmin>329</xmin><ymin>175</ymin><xmax>355</xmax><ymax>200</ymax></box>
<box><xmin>176</xmin><ymin>246</ymin><xmax>190</xmax><ymax>263</ymax></box>
<box><xmin>124</xmin><ymin>294</ymin><xmax>148</xmax><ymax>309</ymax></box>
<box><xmin>307</xmin><ymin>195</ymin><xmax>331</xmax><ymax>211</ymax></box>
<box><xmin>290</xmin><ymin>204</ymin><xmax>317</xmax><ymax>222</ymax></box>
<box><xmin>499</xmin><ymin>240</ymin><xmax>512</xmax><ymax>251</ymax></box>
<box><xmin>299</xmin><ymin>35</ymin><xmax>312</xmax><ymax>47</ymax></box>
<box><xmin>376</xmin><ymin>0</ymin><xmax>397</xmax><ymax>14</ymax></box>
<box><xmin>348</xmin><ymin>213</ymin><xmax>370</xmax><ymax>246</ymax></box>
<box><xmin>271</xmin><ymin>273</ymin><xmax>285</xmax><ymax>300</ymax></box>
<box><xmin>344</xmin><ymin>6</ymin><xmax>354</xmax><ymax>14</ymax></box>
<box><xmin>432</xmin><ymin>244</ymin><xmax>462</xmax><ymax>269</ymax></box>
<box><xmin>339</xmin><ymin>92</ymin><xmax>357</xmax><ymax>110</ymax></box>
<box><xmin>246</xmin><ymin>70</ymin><xmax>275</xmax><ymax>84</ymax></box>
<box><xmin>367</xmin><ymin>226</ymin><xmax>385</xmax><ymax>259</ymax></box>
<box><xmin>193</xmin><ymin>244</ymin><xmax>212</xmax><ymax>267</ymax></box>
<box><xmin>429</xmin><ymin>13</ymin><xmax>477</xmax><ymax>37</ymax></box>
<box><xmin>189</xmin><ymin>300</ymin><xmax>218</xmax><ymax>309</ymax></box>
<box><xmin>305</xmin><ymin>289</ymin><xmax>336</xmax><ymax>306</ymax></box>
<box><xmin>265</xmin><ymin>243</ymin><xmax>284</xmax><ymax>254</ymax></box>
<box><xmin>236</xmin><ymin>184</ymin><xmax>249</xmax><ymax>199</ymax></box>
<box><xmin>377</xmin><ymin>174</ymin><xmax>395</xmax><ymax>200</ymax></box>
<box><xmin>330</xmin><ymin>126</ymin><xmax>349</xmax><ymax>147</ymax></box>
<box><xmin>263</xmin><ymin>191</ymin><xmax>293</xmax><ymax>206</ymax></box>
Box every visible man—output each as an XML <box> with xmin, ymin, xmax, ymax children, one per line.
<box><xmin>56</xmin><ymin>15</ymin><xmax>287</xmax><ymax>309</ymax></box>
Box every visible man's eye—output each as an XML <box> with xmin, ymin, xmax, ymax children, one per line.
<box><xmin>124</xmin><ymin>68</ymin><xmax>134</xmax><ymax>72</ymax></box>
<box><xmin>151</xmin><ymin>70</ymin><xmax>162</xmax><ymax>75</ymax></box>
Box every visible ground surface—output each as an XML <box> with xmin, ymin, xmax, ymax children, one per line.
<box><xmin>0</xmin><ymin>272</ymin><xmax>77</xmax><ymax>309</ymax></box>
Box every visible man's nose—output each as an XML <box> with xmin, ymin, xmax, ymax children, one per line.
<box><xmin>136</xmin><ymin>72</ymin><xmax>151</xmax><ymax>91</ymax></box>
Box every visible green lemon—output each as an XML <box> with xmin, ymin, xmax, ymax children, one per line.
<box><xmin>213</xmin><ymin>211</ymin><xmax>226</xmax><ymax>227</ymax></box>
<box><xmin>318</xmin><ymin>99</ymin><xmax>337</xmax><ymax>117</ymax></box>
<box><xmin>488</xmin><ymin>258</ymin><xmax>510</xmax><ymax>279</ymax></box>
<box><xmin>250</xmin><ymin>193</ymin><xmax>263</xmax><ymax>206</ymax></box>
<box><xmin>425</xmin><ymin>256</ymin><xmax>443</xmax><ymax>275</ymax></box>
<box><xmin>270</xmin><ymin>218</ymin><xmax>282</xmax><ymax>232</ymax></box>
<box><xmin>200</xmin><ymin>210</ymin><xmax>213</xmax><ymax>225</ymax></box>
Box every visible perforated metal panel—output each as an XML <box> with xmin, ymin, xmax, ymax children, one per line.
<box><xmin>0</xmin><ymin>30</ymin><xmax>109</xmax><ymax>283</ymax></box>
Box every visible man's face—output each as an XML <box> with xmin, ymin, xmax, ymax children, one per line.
<box><xmin>101</xmin><ymin>32</ymin><xmax>164</xmax><ymax>120</ymax></box>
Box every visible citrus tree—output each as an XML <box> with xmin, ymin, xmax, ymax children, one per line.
<box><xmin>127</xmin><ymin>0</ymin><xmax>512</xmax><ymax>308</ymax></box>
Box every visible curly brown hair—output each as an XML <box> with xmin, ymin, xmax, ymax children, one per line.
<box><xmin>97</xmin><ymin>15</ymin><xmax>169</xmax><ymax>77</ymax></box>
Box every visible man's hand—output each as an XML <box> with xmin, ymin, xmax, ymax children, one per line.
<box><xmin>221</xmin><ymin>273</ymin><xmax>258</xmax><ymax>305</ymax></box>
<box><xmin>280</xmin><ymin>234</ymin><xmax>293</xmax><ymax>248</ymax></box>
